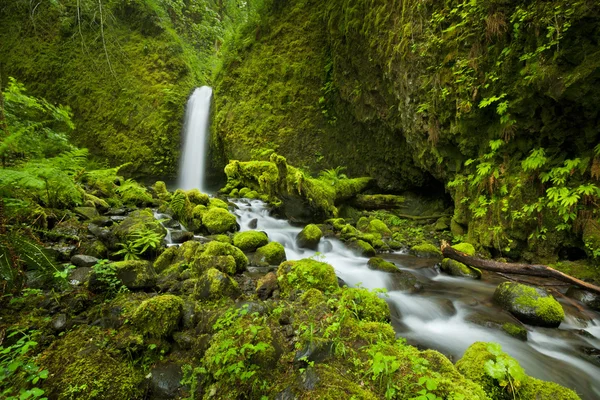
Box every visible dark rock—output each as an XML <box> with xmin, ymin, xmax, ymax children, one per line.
<box><xmin>248</xmin><ymin>218</ymin><xmax>258</xmax><ymax>229</ymax></box>
<box><xmin>298</xmin><ymin>366</ymin><xmax>319</xmax><ymax>391</ymax></box>
<box><xmin>440</xmin><ymin>258</ymin><xmax>481</xmax><ymax>279</ymax></box>
<box><xmin>91</xmin><ymin>216</ymin><xmax>113</xmax><ymax>227</ymax></box>
<box><xmin>236</xmin><ymin>301</ymin><xmax>269</xmax><ymax>315</ymax></box>
<box><xmin>170</xmin><ymin>230</ymin><xmax>194</xmax><ymax>244</ymax></box>
<box><xmin>148</xmin><ymin>362</ymin><xmax>184</xmax><ymax>400</ymax></box>
<box><xmin>275</xmin><ymin>387</ymin><xmax>298</xmax><ymax>400</ymax></box>
<box><xmin>162</xmin><ymin>218</ymin><xmax>182</xmax><ymax>230</ymax></box>
<box><xmin>579</xmin><ymin>346</ymin><xmax>600</xmax><ymax>367</ymax></box>
<box><xmin>566</xmin><ymin>287</ymin><xmax>600</xmax><ymax>311</ymax></box>
<box><xmin>388</xmin><ymin>270</ymin><xmax>421</xmax><ymax>292</ymax></box>
<box><xmin>88</xmin><ymin>223</ymin><xmax>119</xmax><ymax>250</ymax></box>
<box><xmin>110</xmin><ymin>216</ymin><xmax>127</xmax><ymax>223</ymax></box>
<box><xmin>51</xmin><ymin>314</ymin><xmax>67</xmax><ymax>332</ymax></box>
<box><xmin>105</xmin><ymin>208</ymin><xmax>128</xmax><ymax>216</ymax></box>
<box><xmin>46</xmin><ymin>244</ymin><xmax>77</xmax><ymax>262</ymax></box>
<box><xmin>182</xmin><ymin>301</ymin><xmax>199</xmax><ymax>330</ymax></box>
<box><xmin>337</xmin><ymin>276</ymin><xmax>348</xmax><ymax>288</ymax></box>
<box><xmin>294</xmin><ymin>341</ymin><xmax>332</xmax><ymax>365</ymax></box>
<box><xmin>69</xmin><ymin>267</ymin><xmax>93</xmax><ymax>286</ymax></box>
<box><xmin>71</xmin><ymin>254</ymin><xmax>99</xmax><ymax>268</ymax></box>
<box><xmin>74</xmin><ymin>207</ymin><xmax>100</xmax><ymax>220</ymax></box>
<box><xmin>256</xmin><ymin>272</ymin><xmax>278</xmax><ymax>300</ymax></box>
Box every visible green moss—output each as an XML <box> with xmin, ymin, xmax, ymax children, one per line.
<box><xmin>153</xmin><ymin>181</ymin><xmax>171</xmax><ymax>203</ymax></box>
<box><xmin>186</xmin><ymin>189</ymin><xmax>210</xmax><ymax>206</ymax></box>
<box><xmin>112</xmin><ymin>208</ymin><xmax>166</xmax><ymax>244</ymax></box>
<box><xmin>233</xmin><ymin>230</ymin><xmax>269</xmax><ymax>252</ymax></box>
<box><xmin>440</xmin><ymin>258</ymin><xmax>481</xmax><ymax>279</ymax></box>
<box><xmin>409</xmin><ymin>243</ymin><xmax>442</xmax><ymax>258</ymax></box>
<box><xmin>367</xmin><ymin>219</ymin><xmax>392</xmax><ymax>237</ymax></box>
<box><xmin>296</xmin><ymin>224</ymin><xmax>323</xmax><ymax>249</ymax></box>
<box><xmin>192</xmin><ymin>241</ymin><xmax>248</xmax><ymax>275</ymax></box>
<box><xmin>131</xmin><ymin>294</ymin><xmax>183</xmax><ymax>338</ymax></box>
<box><xmin>195</xmin><ymin>268</ymin><xmax>241</xmax><ymax>300</ymax></box>
<box><xmin>494</xmin><ymin>282</ymin><xmax>564</xmax><ymax>327</ymax></box>
<box><xmin>348</xmin><ymin>239</ymin><xmax>376</xmax><ymax>257</ymax></box>
<box><xmin>339</xmin><ymin>287</ymin><xmax>390</xmax><ymax>322</ymax></box>
<box><xmin>356</xmin><ymin>217</ymin><xmax>370</xmax><ymax>231</ymax></box>
<box><xmin>502</xmin><ymin>323</ymin><xmax>528</xmax><ymax>340</ymax></box>
<box><xmin>277</xmin><ymin>258</ymin><xmax>339</xmax><ymax>297</ymax></box>
<box><xmin>111</xmin><ymin>260</ymin><xmax>157</xmax><ymax>290</ymax></box>
<box><xmin>452</xmin><ymin>242</ymin><xmax>476</xmax><ymax>256</ymax></box>
<box><xmin>209</xmin><ymin>234</ymin><xmax>233</xmax><ymax>244</ymax></box>
<box><xmin>202</xmin><ymin>207</ymin><xmax>238</xmax><ymax>234</ymax></box>
<box><xmin>209</xmin><ymin>198</ymin><xmax>229</xmax><ymax>209</ymax></box>
<box><xmin>367</xmin><ymin>257</ymin><xmax>399</xmax><ymax>273</ymax></box>
<box><xmin>255</xmin><ymin>242</ymin><xmax>287</xmax><ymax>266</ymax></box>
<box><xmin>153</xmin><ymin>246</ymin><xmax>179</xmax><ymax>274</ymax></box>
<box><xmin>40</xmin><ymin>326</ymin><xmax>143</xmax><ymax>400</ymax></box>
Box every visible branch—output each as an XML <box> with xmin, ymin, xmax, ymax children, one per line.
<box><xmin>441</xmin><ymin>241</ymin><xmax>600</xmax><ymax>295</ymax></box>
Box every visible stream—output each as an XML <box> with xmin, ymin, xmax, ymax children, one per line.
<box><xmin>227</xmin><ymin>198</ymin><xmax>600</xmax><ymax>399</ymax></box>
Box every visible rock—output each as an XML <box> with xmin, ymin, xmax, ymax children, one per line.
<box><xmin>365</xmin><ymin>219</ymin><xmax>392</xmax><ymax>237</ymax></box>
<box><xmin>277</xmin><ymin>259</ymin><xmax>339</xmax><ymax>297</ymax></box>
<box><xmin>194</xmin><ymin>268</ymin><xmax>241</xmax><ymax>300</ymax></box>
<box><xmin>388</xmin><ymin>270</ymin><xmax>421</xmax><ymax>292</ymax></box>
<box><xmin>254</xmin><ymin>242</ymin><xmax>286</xmax><ymax>266</ymax></box>
<box><xmin>493</xmin><ymin>282</ymin><xmax>564</xmax><ymax>327</ymax></box>
<box><xmin>296</xmin><ymin>224</ymin><xmax>322</xmax><ymax>250</ymax></box>
<box><xmin>434</xmin><ymin>217</ymin><xmax>450</xmax><ymax>231</ymax></box>
<box><xmin>90</xmin><ymin>216</ymin><xmax>113</xmax><ymax>227</ymax></box>
<box><xmin>233</xmin><ymin>230</ymin><xmax>269</xmax><ymax>252</ymax></box>
<box><xmin>235</xmin><ymin>301</ymin><xmax>269</xmax><ymax>315</ymax></box>
<box><xmin>170</xmin><ymin>230</ymin><xmax>194</xmax><ymax>244</ymax></box>
<box><xmin>367</xmin><ymin>257</ymin><xmax>399</xmax><ymax>273</ymax></box>
<box><xmin>71</xmin><ymin>254</ymin><xmax>99</xmax><ymax>268</ymax></box>
<box><xmin>105</xmin><ymin>208</ymin><xmax>128</xmax><ymax>216</ymax></box>
<box><xmin>256</xmin><ymin>272</ymin><xmax>278</xmax><ymax>300</ymax></box>
<box><xmin>88</xmin><ymin>223</ymin><xmax>119</xmax><ymax>250</ymax></box>
<box><xmin>347</xmin><ymin>239</ymin><xmax>376</xmax><ymax>257</ymax></box>
<box><xmin>248</xmin><ymin>218</ymin><xmax>258</xmax><ymax>229</ymax></box>
<box><xmin>74</xmin><ymin>206</ymin><xmax>100</xmax><ymax>220</ymax></box>
<box><xmin>409</xmin><ymin>243</ymin><xmax>442</xmax><ymax>258</ymax></box>
<box><xmin>298</xmin><ymin>366</ymin><xmax>320</xmax><ymax>391</ymax></box>
<box><xmin>51</xmin><ymin>314</ymin><xmax>67</xmax><ymax>332</ymax></box>
<box><xmin>466</xmin><ymin>312</ymin><xmax>528</xmax><ymax>341</ymax></box>
<box><xmin>148</xmin><ymin>362</ymin><xmax>184</xmax><ymax>400</ymax></box>
<box><xmin>450</xmin><ymin>218</ymin><xmax>466</xmax><ymax>236</ymax></box>
<box><xmin>162</xmin><ymin>218</ymin><xmax>182</xmax><ymax>230</ymax></box>
<box><xmin>132</xmin><ymin>294</ymin><xmax>183</xmax><ymax>338</ymax></box>
<box><xmin>192</xmin><ymin>241</ymin><xmax>248</xmax><ymax>276</ymax></box>
<box><xmin>294</xmin><ymin>341</ymin><xmax>332</xmax><ymax>365</ymax></box>
<box><xmin>275</xmin><ymin>387</ymin><xmax>297</xmax><ymax>400</ymax></box>
<box><xmin>340</xmin><ymin>287</ymin><xmax>390</xmax><ymax>322</ymax></box>
<box><xmin>109</xmin><ymin>215</ymin><xmax>126</xmax><ymax>223</ymax></box>
<box><xmin>440</xmin><ymin>258</ymin><xmax>481</xmax><ymax>279</ymax></box>
<box><xmin>202</xmin><ymin>207</ymin><xmax>238</xmax><ymax>234</ymax></box>
<box><xmin>352</xmin><ymin>194</ymin><xmax>405</xmax><ymax>210</ymax></box>
<box><xmin>452</xmin><ymin>242</ymin><xmax>476</xmax><ymax>255</ymax></box>
<box><xmin>112</xmin><ymin>209</ymin><xmax>166</xmax><ymax>243</ymax></box>
<box><xmin>566</xmin><ymin>287</ymin><xmax>600</xmax><ymax>311</ymax></box>
<box><xmin>46</xmin><ymin>244</ymin><xmax>77</xmax><ymax>262</ymax></box>
<box><xmin>69</xmin><ymin>267</ymin><xmax>92</xmax><ymax>286</ymax></box>
<box><xmin>112</xmin><ymin>260</ymin><xmax>157</xmax><ymax>290</ymax></box>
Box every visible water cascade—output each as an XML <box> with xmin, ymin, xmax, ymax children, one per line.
<box><xmin>178</xmin><ymin>86</ymin><xmax>213</xmax><ymax>191</ymax></box>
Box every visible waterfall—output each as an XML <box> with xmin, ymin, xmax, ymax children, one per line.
<box><xmin>178</xmin><ymin>86</ymin><xmax>213</xmax><ymax>191</ymax></box>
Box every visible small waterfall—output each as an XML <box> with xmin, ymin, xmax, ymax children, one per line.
<box><xmin>178</xmin><ymin>86</ymin><xmax>213</xmax><ymax>191</ymax></box>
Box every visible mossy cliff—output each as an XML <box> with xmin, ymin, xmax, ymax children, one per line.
<box><xmin>213</xmin><ymin>0</ymin><xmax>600</xmax><ymax>261</ymax></box>
<box><xmin>0</xmin><ymin>0</ymin><xmax>228</xmax><ymax>176</ymax></box>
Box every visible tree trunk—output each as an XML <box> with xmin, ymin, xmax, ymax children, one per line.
<box><xmin>441</xmin><ymin>242</ymin><xmax>600</xmax><ymax>295</ymax></box>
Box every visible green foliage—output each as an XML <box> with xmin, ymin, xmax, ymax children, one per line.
<box><xmin>318</xmin><ymin>166</ymin><xmax>348</xmax><ymax>186</ymax></box>
<box><xmin>91</xmin><ymin>260</ymin><xmax>129</xmax><ymax>297</ymax></box>
<box><xmin>0</xmin><ymin>329</ymin><xmax>48</xmax><ymax>400</ymax></box>
<box><xmin>483</xmin><ymin>343</ymin><xmax>526</xmax><ymax>399</ymax></box>
<box><xmin>114</xmin><ymin>228</ymin><xmax>163</xmax><ymax>260</ymax></box>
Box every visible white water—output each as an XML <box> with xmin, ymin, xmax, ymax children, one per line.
<box><xmin>230</xmin><ymin>198</ymin><xmax>600</xmax><ymax>399</ymax></box>
<box><xmin>178</xmin><ymin>86</ymin><xmax>213</xmax><ymax>191</ymax></box>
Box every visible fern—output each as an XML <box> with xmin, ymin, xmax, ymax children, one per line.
<box><xmin>318</xmin><ymin>166</ymin><xmax>348</xmax><ymax>186</ymax></box>
<box><xmin>82</xmin><ymin>163</ymin><xmax>131</xmax><ymax>196</ymax></box>
<box><xmin>115</xmin><ymin>179</ymin><xmax>153</xmax><ymax>205</ymax></box>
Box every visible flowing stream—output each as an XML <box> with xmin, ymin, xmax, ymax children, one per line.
<box><xmin>178</xmin><ymin>86</ymin><xmax>213</xmax><ymax>191</ymax></box>
<box><xmin>227</xmin><ymin>198</ymin><xmax>600</xmax><ymax>399</ymax></box>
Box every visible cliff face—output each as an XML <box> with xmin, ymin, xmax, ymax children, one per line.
<box><xmin>214</xmin><ymin>0</ymin><xmax>600</xmax><ymax>259</ymax></box>
<box><xmin>0</xmin><ymin>0</ymin><xmax>226</xmax><ymax>176</ymax></box>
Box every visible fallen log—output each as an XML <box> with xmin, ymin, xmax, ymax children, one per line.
<box><xmin>441</xmin><ymin>241</ymin><xmax>600</xmax><ymax>296</ymax></box>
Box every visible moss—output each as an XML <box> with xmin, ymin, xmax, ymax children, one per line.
<box><xmin>502</xmin><ymin>323</ymin><xmax>528</xmax><ymax>340</ymax></box>
<box><xmin>194</xmin><ymin>268</ymin><xmax>241</xmax><ymax>300</ymax></box>
<box><xmin>192</xmin><ymin>241</ymin><xmax>248</xmax><ymax>275</ymax></box>
<box><xmin>348</xmin><ymin>239</ymin><xmax>376</xmax><ymax>257</ymax></box>
<box><xmin>186</xmin><ymin>189</ymin><xmax>210</xmax><ymax>206</ymax></box>
<box><xmin>493</xmin><ymin>282</ymin><xmax>564</xmax><ymax>327</ymax></box>
<box><xmin>111</xmin><ymin>260</ymin><xmax>157</xmax><ymax>290</ymax></box>
<box><xmin>131</xmin><ymin>294</ymin><xmax>183</xmax><ymax>338</ymax></box>
<box><xmin>202</xmin><ymin>207</ymin><xmax>238</xmax><ymax>234</ymax></box>
<box><xmin>409</xmin><ymin>243</ymin><xmax>442</xmax><ymax>258</ymax></box>
<box><xmin>277</xmin><ymin>258</ymin><xmax>339</xmax><ymax>297</ymax></box>
<box><xmin>209</xmin><ymin>234</ymin><xmax>233</xmax><ymax>244</ymax></box>
<box><xmin>328</xmin><ymin>218</ymin><xmax>347</xmax><ymax>231</ymax></box>
<box><xmin>339</xmin><ymin>287</ymin><xmax>390</xmax><ymax>322</ymax></box>
<box><xmin>153</xmin><ymin>181</ymin><xmax>171</xmax><ymax>203</ymax></box>
<box><xmin>239</xmin><ymin>187</ymin><xmax>250</xmax><ymax>197</ymax></box>
<box><xmin>299</xmin><ymin>288</ymin><xmax>328</xmax><ymax>309</ymax></box>
<box><xmin>112</xmin><ymin>208</ymin><xmax>166</xmax><ymax>243</ymax></box>
<box><xmin>209</xmin><ymin>198</ymin><xmax>229</xmax><ymax>209</ymax></box>
<box><xmin>296</xmin><ymin>224</ymin><xmax>323</xmax><ymax>249</ymax></box>
<box><xmin>367</xmin><ymin>219</ymin><xmax>392</xmax><ymax>237</ymax></box>
<box><xmin>154</xmin><ymin>246</ymin><xmax>179</xmax><ymax>274</ymax></box>
<box><xmin>367</xmin><ymin>257</ymin><xmax>399</xmax><ymax>273</ymax></box>
<box><xmin>356</xmin><ymin>217</ymin><xmax>370</xmax><ymax>231</ymax></box>
<box><xmin>40</xmin><ymin>326</ymin><xmax>143</xmax><ymax>400</ymax></box>
<box><xmin>520</xmin><ymin>377</ymin><xmax>581</xmax><ymax>400</ymax></box>
<box><xmin>452</xmin><ymin>242</ymin><xmax>476</xmax><ymax>256</ymax></box>
<box><xmin>255</xmin><ymin>242</ymin><xmax>287</xmax><ymax>266</ymax></box>
<box><xmin>440</xmin><ymin>258</ymin><xmax>482</xmax><ymax>279</ymax></box>
<box><xmin>233</xmin><ymin>230</ymin><xmax>269</xmax><ymax>252</ymax></box>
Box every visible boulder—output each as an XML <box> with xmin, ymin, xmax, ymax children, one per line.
<box><xmin>202</xmin><ymin>207</ymin><xmax>238</xmax><ymax>234</ymax></box>
<box><xmin>566</xmin><ymin>287</ymin><xmax>600</xmax><ymax>311</ymax></box>
<box><xmin>170</xmin><ymin>230</ymin><xmax>194</xmax><ymax>244</ymax></box>
<box><xmin>347</xmin><ymin>239</ymin><xmax>376</xmax><ymax>257</ymax></box>
<box><xmin>192</xmin><ymin>241</ymin><xmax>248</xmax><ymax>276</ymax></box>
<box><xmin>255</xmin><ymin>242</ymin><xmax>287</xmax><ymax>266</ymax></box>
<box><xmin>233</xmin><ymin>231</ymin><xmax>269</xmax><ymax>252</ymax></box>
<box><xmin>74</xmin><ymin>206</ymin><xmax>100</xmax><ymax>220</ymax></box>
<box><xmin>440</xmin><ymin>258</ymin><xmax>481</xmax><ymax>279</ymax></box>
<box><xmin>132</xmin><ymin>294</ymin><xmax>183</xmax><ymax>338</ymax></box>
<box><xmin>256</xmin><ymin>272</ymin><xmax>278</xmax><ymax>300</ymax></box>
<box><xmin>367</xmin><ymin>257</ymin><xmax>398</xmax><ymax>273</ymax></box>
<box><xmin>194</xmin><ymin>268</ymin><xmax>241</xmax><ymax>300</ymax></box>
<box><xmin>71</xmin><ymin>254</ymin><xmax>99</xmax><ymax>268</ymax></box>
<box><xmin>409</xmin><ymin>243</ymin><xmax>442</xmax><ymax>259</ymax></box>
<box><xmin>277</xmin><ymin>259</ymin><xmax>338</xmax><ymax>297</ymax></box>
<box><xmin>493</xmin><ymin>282</ymin><xmax>564</xmax><ymax>327</ymax></box>
<box><xmin>148</xmin><ymin>362</ymin><xmax>185</xmax><ymax>400</ymax></box>
<box><xmin>296</xmin><ymin>224</ymin><xmax>322</xmax><ymax>250</ymax></box>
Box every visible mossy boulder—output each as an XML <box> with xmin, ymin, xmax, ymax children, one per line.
<box><xmin>202</xmin><ymin>207</ymin><xmax>238</xmax><ymax>234</ymax></box>
<box><xmin>194</xmin><ymin>268</ymin><xmax>241</xmax><ymax>300</ymax></box>
<box><xmin>296</xmin><ymin>224</ymin><xmax>323</xmax><ymax>250</ymax></box>
<box><xmin>452</xmin><ymin>242</ymin><xmax>476</xmax><ymax>256</ymax></box>
<box><xmin>440</xmin><ymin>258</ymin><xmax>481</xmax><ymax>279</ymax></box>
<box><xmin>233</xmin><ymin>230</ymin><xmax>269</xmax><ymax>252</ymax></box>
<box><xmin>152</xmin><ymin>181</ymin><xmax>172</xmax><ymax>203</ymax></box>
<box><xmin>277</xmin><ymin>259</ymin><xmax>339</xmax><ymax>297</ymax></box>
<box><xmin>502</xmin><ymin>323</ymin><xmax>528</xmax><ymax>341</ymax></box>
<box><xmin>367</xmin><ymin>257</ymin><xmax>399</xmax><ymax>273</ymax></box>
<box><xmin>88</xmin><ymin>260</ymin><xmax>157</xmax><ymax>292</ymax></box>
<box><xmin>154</xmin><ymin>246</ymin><xmax>179</xmax><ymax>274</ymax></box>
<box><xmin>255</xmin><ymin>242</ymin><xmax>287</xmax><ymax>266</ymax></box>
<box><xmin>74</xmin><ymin>206</ymin><xmax>100</xmax><ymax>220</ymax></box>
<box><xmin>40</xmin><ymin>327</ymin><xmax>143</xmax><ymax>400</ymax></box>
<box><xmin>339</xmin><ymin>287</ymin><xmax>390</xmax><ymax>322</ymax></box>
<box><xmin>131</xmin><ymin>294</ymin><xmax>184</xmax><ymax>338</ymax></box>
<box><xmin>366</xmin><ymin>219</ymin><xmax>392</xmax><ymax>237</ymax></box>
<box><xmin>112</xmin><ymin>209</ymin><xmax>166</xmax><ymax>243</ymax></box>
<box><xmin>493</xmin><ymin>282</ymin><xmax>564</xmax><ymax>327</ymax></box>
<box><xmin>409</xmin><ymin>243</ymin><xmax>442</xmax><ymax>258</ymax></box>
<box><xmin>192</xmin><ymin>241</ymin><xmax>248</xmax><ymax>276</ymax></box>
<box><xmin>186</xmin><ymin>189</ymin><xmax>210</xmax><ymax>206</ymax></box>
<box><xmin>347</xmin><ymin>239</ymin><xmax>376</xmax><ymax>257</ymax></box>
<box><xmin>457</xmin><ymin>342</ymin><xmax>580</xmax><ymax>400</ymax></box>
<box><xmin>209</xmin><ymin>197</ymin><xmax>229</xmax><ymax>209</ymax></box>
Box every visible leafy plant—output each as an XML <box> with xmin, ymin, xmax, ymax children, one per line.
<box><xmin>483</xmin><ymin>343</ymin><xmax>526</xmax><ymax>399</ymax></box>
<box><xmin>318</xmin><ymin>166</ymin><xmax>348</xmax><ymax>186</ymax></box>
<box><xmin>114</xmin><ymin>228</ymin><xmax>163</xmax><ymax>260</ymax></box>
<box><xmin>91</xmin><ymin>260</ymin><xmax>129</xmax><ymax>297</ymax></box>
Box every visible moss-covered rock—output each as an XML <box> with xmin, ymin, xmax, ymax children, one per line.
<box><xmin>112</xmin><ymin>209</ymin><xmax>166</xmax><ymax>244</ymax></box>
<box><xmin>131</xmin><ymin>294</ymin><xmax>183</xmax><ymax>338</ymax></box>
<box><xmin>192</xmin><ymin>241</ymin><xmax>248</xmax><ymax>276</ymax></box>
<box><xmin>89</xmin><ymin>260</ymin><xmax>157</xmax><ymax>291</ymax></box>
<box><xmin>209</xmin><ymin>197</ymin><xmax>229</xmax><ymax>209</ymax></box>
<box><xmin>154</xmin><ymin>246</ymin><xmax>179</xmax><ymax>274</ymax></box>
<box><xmin>73</xmin><ymin>206</ymin><xmax>100</xmax><ymax>221</ymax></box>
<box><xmin>352</xmin><ymin>194</ymin><xmax>406</xmax><ymax>210</ymax></box>
<box><xmin>339</xmin><ymin>287</ymin><xmax>390</xmax><ymax>322</ymax></box>
<box><xmin>194</xmin><ymin>268</ymin><xmax>241</xmax><ymax>300</ymax></box>
<box><xmin>409</xmin><ymin>243</ymin><xmax>442</xmax><ymax>259</ymax></box>
<box><xmin>186</xmin><ymin>189</ymin><xmax>210</xmax><ymax>206</ymax></box>
<box><xmin>233</xmin><ymin>230</ymin><xmax>269</xmax><ymax>252</ymax></box>
<box><xmin>502</xmin><ymin>323</ymin><xmax>528</xmax><ymax>341</ymax></box>
<box><xmin>457</xmin><ymin>342</ymin><xmax>580</xmax><ymax>400</ymax></box>
<box><xmin>440</xmin><ymin>258</ymin><xmax>482</xmax><ymax>279</ymax></box>
<box><xmin>452</xmin><ymin>242</ymin><xmax>476</xmax><ymax>256</ymax></box>
<box><xmin>493</xmin><ymin>282</ymin><xmax>564</xmax><ymax>327</ymax></box>
<box><xmin>296</xmin><ymin>224</ymin><xmax>323</xmax><ymax>250</ymax></box>
<box><xmin>277</xmin><ymin>259</ymin><xmax>339</xmax><ymax>297</ymax></box>
<box><xmin>40</xmin><ymin>327</ymin><xmax>143</xmax><ymax>400</ymax></box>
<box><xmin>367</xmin><ymin>257</ymin><xmax>399</xmax><ymax>273</ymax></box>
<box><xmin>366</xmin><ymin>219</ymin><xmax>392</xmax><ymax>237</ymax></box>
<box><xmin>202</xmin><ymin>207</ymin><xmax>238</xmax><ymax>234</ymax></box>
<box><xmin>255</xmin><ymin>242</ymin><xmax>287</xmax><ymax>266</ymax></box>
<box><xmin>347</xmin><ymin>239</ymin><xmax>376</xmax><ymax>257</ymax></box>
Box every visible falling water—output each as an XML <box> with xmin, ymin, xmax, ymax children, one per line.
<box><xmin>178</xmin><ymin>86</ymin><xmax>213</xmax><ymax>191</ymax></box>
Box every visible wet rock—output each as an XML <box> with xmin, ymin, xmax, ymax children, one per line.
<box><xmin>440</xmin><ymin>258</ymin><xmax>481</xmax><ymax>279</ymax></box>
<box><xmin>579</xmin><ymin>346</ymin><xmax>600</xmax><ymax>367</ymax></box>
<box><xmin>71</xmin><ymin>254</ymin><xmax>99</xmax><ymax>268</ymax></box>
<box><xmin>236</xmin><ymin>300</ymin><xmax>269</xmax><ymax>315</ymax></box>
<box><xmin>254</xmin><ymin>242</ymin><xmax>286</xmax><ymax>267</ymax></box>
<box><xmin>233</xmin><ymin>230</ymin><xmax>269</xmax><ymax>252</ymax></box>
<box><xmin>113</xmin><ymin>209</ymin><xmax>166</xmax><ymax>243</ymax></box>
<box><xmin>337</xmin><ymin>276</ymin><xmax>348</xmax><ymax>288</ymax></box>
<box><xmin>388</xmin><ymin>270</ymin><xmax>421</xmax><ymax>292</ymax></box>
<box><xmin>566</xmin><ymin>287</ymin><xmax>600</xmax><ymax>311</ymax></box>
<box><xmin>148</xmin><ymin>362</ymin><xmax>184</xmax><ymax>399</ymax></box>
<box><xmin>409</xmin><ymin>243</ymin><xmax>442</xmax><ymax>259</ymax></box>
<box><xmin>298</xmin><ymin>366</ymin><xmax>319</xmax><ymax>391</ymax></box>
<box><xmin>110</xmin><ymin>215</ymin><xmax>127</xmax><ymax>223</ymax></box>
<box><xmin>46</xmin><ymin>243</ymin><xmax>77</xmax><ymax>262</ymax></box>
<box><xmin>493</xmin><ymin>282</ymin><xmax>564</xmax><ymax>328</ymax></box>
<box><xmin>294</xmin><ymin>341</ymin><xmax>332</xmax><ymax>365</ymax></box>
<box><xmin>256</xmin><ymin>272</ymin><xmax>278</xmax><ymax>300</ymax></box>
<box><xmin>296</xmin><ymin>224</ymin><xmax>322</xmax><ymax>250</ymax></box>
<box><xmin>69</xmin><ymin>267</ymin><xmax>92</xmax><ymax>286</ymax></box>
<box><xmin>162</xmin><ymin>218</ymin><xmax>182</xmax><ymax>230</ymax></box>
<box><xmin>90</xmin><ymin>216</ymin><xmax>113</xmax><ymax>227</ymax></box>
<box><xmin>74</xmin><ymin>206</ymin><xmax>100</xmax><ymax>220</ymax></box>
<box><xmin>194</xmin><ymin>268</ymin><xmax>241</xmax><ymax>300</ymax></box>
<box><xmin>88</xmin><ymin>223</ymin><xmax>119</xmax><ymax>250</ymax></box>
<box><xmin>346</xmin><ymin>239</ymin><xmax>376</xmax><ymax>257</ymax></box>
<box><xmin>182</xmin><ymin>301</ymin><xmax>200</xmax><ymax>330</ymax></box>
<box><xmin>248</xmin><ymin>218</ymin><xmax>258</xmax><ymax>229</ymax></box>
<box><xmin>170</xmin><ymin>230</ymin><xmax>194</xmax><ymax>244</ymax></box>
<box><xmin>367</xmin><ymin>257</ymin><xmax>399</xmax><ymax>273</ymax></box>
<box><xmin>51</xmin><ymin>314</ymin><xmax>67</xmax><ymax>332</ymax></box>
